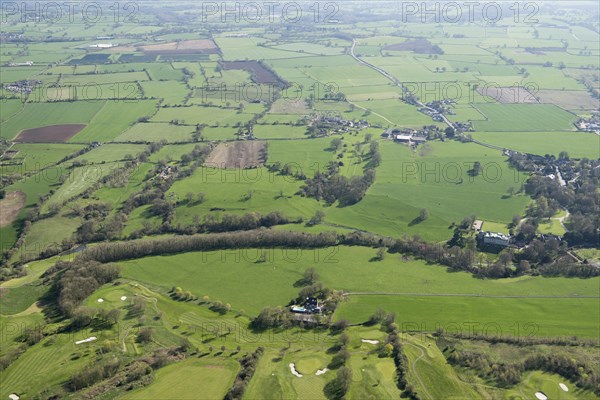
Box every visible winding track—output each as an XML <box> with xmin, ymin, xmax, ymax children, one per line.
<box><xmin>405</xmin><ymin>342</ymin><xmax>434</xmax><ymax>400</ymax></box>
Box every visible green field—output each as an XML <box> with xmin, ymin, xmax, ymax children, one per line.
<box><xmin>122</xmin><ymin>358</ymin><xmax>238</xmax><ymax>400</ymax></box>
<box><xmin>335</xmin><ymin>295</ymin><xmax>599</xmax><ymax>338</ymax></box>
<box><xmin>471</xmin><ymin>131</ymin><xmax>600</xmax><ymax>159</ymax></box>
<box><xmin>326</xmin><ymin>141</ymin><xmax>530</xmax><ymax>241</ymax></box>
<box><xmin>122</xmin><ymin>245</ymin><xmax>599</xmax><ymax>337</ymax></box>
<box><xmin>0</xmin><ymin>101</ymin><xmax>105</xmax><ymax>140</ymax></box>
<box><xmin>0</xmin><ymin>7</ymin><xmax>598</xmax><ymax>400</ymax></box>
<box><xmin>71</xmin><ymin>100</ymin><xmax>159</xmax><ymax>142</ymax></box>
<box><xmin>116</xmin><ymin>122</ymin><xmax>195</xmax><ymax>142</ymax></box>
<box><xmin>472</xmin><ymin>104</ymin><xmax>578</xmax><ymax>132</ymax></box>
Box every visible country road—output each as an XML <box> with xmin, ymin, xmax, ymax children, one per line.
<box><xmin>349</xmin><ymin>39</ymin><xmax>455</xmax><ymax>130</ymax></box>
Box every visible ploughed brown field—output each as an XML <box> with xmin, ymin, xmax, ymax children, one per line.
<box><xmin>204</xmin><ymin>140</ymin><xmax>268</xmax><ymax>169</ymax></box>
<box><xmin>14</xmin><ymin>124</ymin><xmax>86</xmax><ymax>143</ymax></box>
<box><xmin>384</xmin><ymin>38</ymin><xmax>444</xmax><ymax>54</ymax></box>
<box><xmin>142</xmin><ymin>39</ymin><xmax>219</xmax><ymax>55</ymax></box>
<box><xmin>0</xmin><ymin>191</ymin><xmax>25</xmax><ymax>227</ymax></box>
<box><xmin>222</xmin><ymin>60</ymin><xmax>286</xmax><ymax>86</ymax></box>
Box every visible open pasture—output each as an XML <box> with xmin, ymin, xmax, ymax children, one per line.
<box><xmin>326</xmin><ymin>141</ymin><xmax>530</xmax><ymax>241</ymax></box>
<box><xmin>122</xmin><ymin>358</ymin><xmax>238</xmax><ymax>400</ymax></box>
<box><xmin>29</xmin><ymin>82</ymin><xmax>142</xmax><ymax>102</ymax></box>
<box><xmin>0</xmin><ymin>101</ymin><xmax>104</xmax><ymax>140</ymax></box>
<box><xmin>335</xmin><ymin>295</ymin><xmax>599</xmax><ymax>338</ymax></box>
<box><xmin>151</xmin><ymin>106</ymin><xmax>255</xmax><ymax>127</ymax></box>
<box><xmin>122</xmin><ymin>245</ymin><xmax>599</xmax><ymax>337</ymax></box>
<box><xmin>116</xmin><ymin>122</ymin><xmax>194</xmax><ymax>143</ymax></box>
<box><xmin>58</xmin><ymin>71</ymin><xmax>148</xmax><ymax>85</ymax></box>
<box><xmin>167</xmin><ymin>165</ymin><xmax>320</xmax><ymax>225</ymax></box>
<box><xmin>472</xmin><ymin>103</ymin><xmax>577</xmax><ymax>132</ymax></box>
<box><xmin>470</xmin><ymin>131</ymin><xmax>599</xmax><ymax>159</ymax></box>
<box><xmin>1</xmin><ymin>143</ymin><xmax>84</xmax><ymax>173</ymax></box>
<box><xmin>214</xmin><ymin>37</ymin><xmax>310</xmax><ymax>60</ymax></box>
<box><xmin>71</xmin><ymin>100</ymin><xmax>159</xmax><ymax>142</ymax></box>
<box><xmin>140</xmin><ymin>80</ymin><xmax>190</xmax><ymax>105</ymax></box>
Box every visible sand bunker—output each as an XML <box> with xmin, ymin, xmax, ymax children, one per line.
<box><xmin>559</xmin><ymin>383</ymin><xmax>569</xmax><ymax>392</ymax></box>
<box><xmin>534</xmin><ymin>392</ymin><xmax>547</xmax><ymax>400</ymax></box>
<box><xmin>120</xmin><ymin>296</ymin><xmax>127</xmax><ymax>301</ymax></box>
<box><xmin>361</xmin><ymin>339</ymin><xmax>379</xmax><ymax>344</ymax></box>
<box><xmin>75</xmin><ymin>336</ymin><xmax>97</xmax><ymax>345</ymax></box>
<box><xmin>9</xmin><ymin>394</ymin><xmax>20</xmax><ymax>400</ymax></box>
<box><xmin>289</xmin><ymin>363</ymin><xmax>303</xmax><ymax>377</ymax></box>
<box><xmin>97</xmin><ymin>298</ymin><xmax>104</xmax><ymax>303</ymax></box>
<box><xmin>316</xmin><ymin>368</ymin><xmax>329</xmax><ymax>376</ymax></box>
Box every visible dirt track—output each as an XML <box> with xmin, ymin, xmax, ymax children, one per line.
<box><xmin>204</xmin><ymin>141</ymin><xmax>267</xmax><ymax>169</ymax></box>
<box><xmin>0</xmin><ymin>191</ymin><xmax>25</xmax><ymax>227</ymax></box>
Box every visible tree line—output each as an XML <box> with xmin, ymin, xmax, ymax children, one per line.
<box><xmin>224</xmin><ymin>347</ymin><xmax>264</xmax><ymax>400</ymax></box>
<box><xmin>43</xmin><ymin>259</ymin><xmax>120</xmax><ymax>317</ymax></box>
<box><xmin>74</xmin><ymin>228</ymin><xmax>598</xmax><ymax>279</ymax></box>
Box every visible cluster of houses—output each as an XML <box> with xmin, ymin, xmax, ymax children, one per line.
<box><xmin>309</xmin><ymin>114</ymin><xmax>369</xmax><ymax>135</ymax></box>
<box><xmin>159</xmin><ymin>166</ymin><xmax>174</xmax><ymax>179</ymax></box>
<box><xmin>576</xmin><ymin>115</ymin><xmax>600</xmax><ymax>134</ymax></box>
<box><xmin>3</xmin><ymin>79</ymin><xmax>41</xmax><ymax>94</ymax></box>
<box><xmin>452</xmin><ymin>121</ymin><xmax>473</xmax><ymax>133</ymax></box>
<box><xmin>291</xmin><ymin>297</ymin><xmax>322</xmax><ymax>314</ymax></box>
<box><xmin>419</xmin><ymin>107</ymin><xmax>445</xmax><ymax>122</ymax></box>
<box><xmin>426</xmin><ymin>99</ymin><xmax>455</xmax><ymax>114</ymax></box>
<box><xmin>419</xmin><ymin>99</ymin><xmax>456</xmax><ymax>122</ymax></box>
<box><xmin>5</xmin><ymin>61</ymin><xmax>33</xmax><ymax>67</ymax></box>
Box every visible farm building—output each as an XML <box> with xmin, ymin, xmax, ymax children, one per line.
<box><xmin>471</xmin><ymin>220</ymin><xmax>484</xmax><ymax>231</ymax></box>
<box><xmin>479</xmin><ymin>231</ymin><xmax>510</xmax><ymax>247</ymax></box>
<box><xmin>386</xmin><ymin>128</ymin><xmax>428</xmax><ymax>145</ymax></box>
<box><xmin>291</xmin><ymin>297</ymin><xmax>322</xmax><ymax>314</ymax></box>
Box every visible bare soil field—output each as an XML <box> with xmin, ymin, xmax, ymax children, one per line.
<box><xmin>477</xmin><ymin>86</ymin><xmax>538</xmax><ymax>104</ymax></box>
<box><xmin>205</xmin><ymin>140</ymin><xmax>268</xmax><ymax>169</ymax></box>
<box><xmin>222</xmin><ymin>61</ymin><xmax>286</xmax><ymax>86</ymax></box>
<box><xmin>0</xmin><ymin>191</ymin><xmax>25</xmax><ymax>227</ymax></box>
<box><xmin>536</xmin><ymin>90</ymin><xmax>598</xmax><ymax>110</ymax></box>
<box><xmin>524</xmin><ymin>47</ymin><xmax>566</xmax><ymax>55</ymax></box>
<box><xmin>269</xmin><ymin>98</ymin><xmax>310</xmax><ymax>114</ymax></box>
<box><xmin>143</xmin><ymin>39</ymin><xmax>219</xmax><ymax>55</ymax></box>
<box><xmin>15</xmin><ymin>124</ymin><xmax>86</xmax><ymax>143</ymax></box>
<box><xmin>384</xmin><ymin>38</ymin><xmax>443</xmax><ymax>54</ymax></box>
